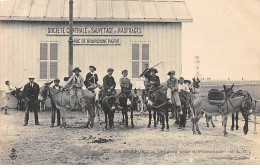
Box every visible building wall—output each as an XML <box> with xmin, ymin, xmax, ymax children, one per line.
<box><xmin>0</xmin><ymin>21</ymin><xmax>182</xmax><ymax>89</ymax></box>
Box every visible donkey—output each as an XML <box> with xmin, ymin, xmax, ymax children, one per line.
<box><xmin>99</xmin><ymin>90</ymin><xmax>118</xmax><ymax>130</ymax></box>
<box><xmin>230</xmin><ymin>90</ymin><xmax>254</xmax><ymax>134</ymax></box>
<box><xmin>38</xmin><ymin>81</ymin><xmax>95</xmax><ymax>128</ymax></box>
<box><xmin>10</xmin><ymin>87</ymin><xmax>26</xmax><ymax>111</ymax></box>
<box><xmin>119</xmin><ymin>86</ymin><xmax>139</xmax><ymax>128</ymax></box>
<box><xmin>148</xmin><ymin>86</ymin><xmax>170</xmax><ymax>131</ymax></box>
<box><xmin>192</xmin><ymin>84</ymin><xmax>253</xmax><ymax>136</ymax></box>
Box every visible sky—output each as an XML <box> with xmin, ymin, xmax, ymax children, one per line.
<box><xmin>182</xmin><ymin>0</ymin><xmax>260</xmax><ymax>80</ymax></box>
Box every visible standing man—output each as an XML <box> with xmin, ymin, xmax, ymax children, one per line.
<box><xmin>63</xmin><ymin>67</ymin><xmax>85</xmax><ymax>112</ymax></box>
<box><xmin>84</xmin><ymin>65</ymin><xmax>98</xmax><ymax>92</ymax></box>
<box><xmin>139</xmin><ymin>64</ymin><xmax>151</xmax><ymax>94</ymax></box>
<box><xmin>103</xmin><ymin>68</ymin><xmax>122</xmax><ymax>109</ymax></box>
<box><xmin>51</xmin><ymin>78</ymin><xmax>62</xmax><ymax>127</ymax></box>
<box><xmin>23</xmin><ymin>76</ymin><xmax>40</xmax><ymax>126</ymax></box>
<box><xmin>2</xmin><ymin>81</ymin><xmax>14</xmax><ymax>114</ymax></box>
<box><xmin>167</xmin><ymin>71</ymin><xmax>182</xmax><ymax>119</ymax></box>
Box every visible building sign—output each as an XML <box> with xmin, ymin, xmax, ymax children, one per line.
<box><xmin>73</xmin><ymin>38</ymin><xmax>120</xmax><ymax>45</ymax></box>
<box><xmin>47</xmin><ymin>26</ymin><xmax>143</xmax><ymax>36</ymax></box>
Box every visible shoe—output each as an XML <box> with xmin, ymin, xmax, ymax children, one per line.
<box><xmin>50</xmin><ymin>124</ymin><xmax>54</xmax><ymax>127</ymax></box>
<box><xmin>57</xmin><ymin>123</ymin><xmax>61</xmax><ymax>126</ymax></box>
<box><xmin>35</xmin><ymin>123</ymin><xmax>41</xmax><ymax>125</ymax></box>
<box><xmin>23</xmin><ymin>123</ymin><xmax>28</xmax><ymax>126</ymax></box>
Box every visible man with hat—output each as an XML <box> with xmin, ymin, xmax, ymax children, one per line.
<box><xmin>23</xmin><ymin>75</ymin><xmax>40</xmax><ymax>126</ymax></box>
<box><xmin>147</xmin><ymin>68</ymin><xmax>160</xmax><ymax>90</ymax></box>
<box><xmin>63</xmin><ymin>67</ymin><xmax>85</xmax><ymax>111</ymax></box>
<box><xmin>167</xmin><ymin>70</ymin><xmax>182</xmax><ymax>119</ymax></box>
<box><xmin>84</xmin><ymin>65</ymin><xmax>98</xmax><ymax>92</ymax></box>
<box><xmin>51</xmin><ymin>78</ymin><xmax>62</xmax><ymax>127</ymax></box>
<box><xmin>102</xmin><ymin>68</ymin><xmax>122</xmax><ymax>109</ymax></box>
<box><xmin>139</xmin><ymin>64</ymin><xmax>151</xmax><ymax>91</ymax></box>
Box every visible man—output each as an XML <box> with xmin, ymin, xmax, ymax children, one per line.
<box><xmin>179</xmin><ymin>77</ymin><xmax>190</xmax><ymax>93</ymax></box>
<box><xmin>23</xmin><ymin>76</ymin><xmax>40</xmax><ymax>126</ymax></box>
<box><xmin>147</xmin><ymin>68</ymin><xmax>160</xmax><ymax>90</ymax></box>
<box><xmin>166</xmin><ymin>71</ymin><xmax>182</xmax><ymax>119</ymax></box>
<box><xmin>119</xmin><ymin>70</ymin><xmax>132</xmax><ymax>92</ymax></box>
<box><xmin>103</xmin><ymin>68</ymin><xmax>122</xmax><ymax>109</ymax></box>
<box><xmin>2</xmin><ymin>81</ymin><xmax>14</xmax><ymax>114</ymax></box>
<box><xmin>63</xmin><ymin>67</ymin><xmax>85</xmax><ymax>112</ymax></box>
<box><xmin>51</xmin><ymin>78</ymin><xmax>62</xmax><ymax>127</ymax></box>
<box><xmin>178</xmin><ymin>77</ymin><xmax>190</xmax><ymax>129</ymax></box>
<box><xmin>84</xmin><ymin>65</ymin><xmax>98</xmax><ymax>92</ymax></box>
<box><xmin>139</xmin><ymin>64</ymin><xmax>150</xmax><ymax>91</ymax></box>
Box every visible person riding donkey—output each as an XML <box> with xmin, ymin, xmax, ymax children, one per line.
<box><xmin>63</xmin><ymin>67</ymin><xmax>85</xmax><ymax>112</ymax></box>
<box><xmin>166</xmin><ymin>71</ymin><xmax>182</xmax><ymax>120</ymax></box>
<box><xmin>102</xmin><ymin>68</ymin><xmax>122</xmax><ymax>109</ymax></box>
<box><xmin>84</xmin><ymin>65</ymin><xmax>99</xmax><ymax>92</ymax></box>
<box><xmin>50</xmin><ymin>78</ymin><xmax>62</xmax><ymax>127</ymax></box>
<box><xmin>147</xmin><ymin>68</ymin><xmax>160</xmax><ymax>100</ymax></box>
<box><xmin>119</xmin><ymin>70</ymin><xmax>137</xmax><ymax>100</ymax></box>
<box><xmin>139</xmin><ymin>64</ymin><xmax>151</xmax><ymax>99</ymax></box>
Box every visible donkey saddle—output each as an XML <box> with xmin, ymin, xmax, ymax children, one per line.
<box><xmin>208</xmin><ymin>89</ymin><xmax>225</xmax><ymax>106</ymax></box>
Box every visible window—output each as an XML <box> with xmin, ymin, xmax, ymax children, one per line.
<box><xmin>40</xmin><ymin>43</ymin><xmax>58</xmax><ymax>80</ymax></box>
<box><xmin>132</xmin><ymin>43</ymin><xmax>149</xmax><ymax>78</ymax></box>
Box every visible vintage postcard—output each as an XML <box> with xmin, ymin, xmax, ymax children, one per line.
<box><xmin>0</xmin><ymin>0</ymin><xmax>259</xmax><ymax>165</ymax></box>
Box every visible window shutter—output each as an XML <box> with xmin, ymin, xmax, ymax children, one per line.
<box><xmin>142</xmin><ymin>44</ymin><xmax>149</xmax><ymax>60</ymax></box>
<box><xmin>50</xmin><ymin>43</ymin><xmax>58</xmax><ymax>60</ymax></box>
<box><xmin>132</xmin><ymin>44</ymin><xmax>139</xmax><ymax>60</ymax></box>
<box><xmin>50</xmin><ymin>62</ymin><xmax>57</xmax><ymax>79</ymax></box>
<box><xmin>40</xmin><ymin>43</ymin><xmax>48</xmax><ymax>60</ymax></box>
<box><xmin>132</xmin><ymin>61</ymin><xmax>139</xmax><ymax>78</ymax></box>
<box><xmin>40</xmin><ymin>62</ymin><xmax>47</xmax><ymax>79</ymax></box>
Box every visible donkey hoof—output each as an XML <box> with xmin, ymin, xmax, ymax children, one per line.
<box><xmin>236</xmin><ymin>126</ymin><xmax>239</xmax><ymax>130</ymax></box>
<box><xmin>230</xmin><ymin>128</ymin><xmax>234</xmax><ymax>131</ymax></box>
<box><xmin>244</xmin><ymin>132</ymin><xmax>247</xmax><ymax>135</ymax></box>
<box><xmin>206</xmin><ymin>124</ymin><xmax>209</xmax><ymax>127</ymax></box>
<box><xmin>166</xmin><ymin>126</ymin><xmax>169</xmax><ymax>130</ymax></box>
<box><xmin>213</xmin><ymin>125</ymin><xmax>215</xmax><ymax>128</ymax></box>
<box><xmin>224</xmin><ymin>132</ymin><xmax>228</xmax><ymax>136</ymax></box>
<box><xmin>198</xmin><ymin>131</ymin><xmax>201</xmax><ymax>135</ymax></box>
<box><xmin>147</xmin><ymin>125</ymin><xmax>151</xmax><ymax>128</ymax></box>
<box><xmin>132</xmin><ymin>125</ymin><xmax>135</xmax><ymax>128</ymax></box>
<box><xmin>161</xmin><ymin>128</ymin><xmax>164</xmax><ymax>131</ymax></box>
<box><xmin>193</xmin><ymin>131</ymin><xmax>196</xmax><ymax>135</ymax></box>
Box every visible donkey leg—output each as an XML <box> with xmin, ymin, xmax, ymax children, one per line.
<box><xmin>211</xmin><ymin>117</ymin><xmax>215</xmax><ymax>127</ymax></box>
<box><xmin>131</xmin><ymin>109</ymin><xmax>134</xmax><ymax>128</ymax></box>
<box><xmin>166</xmin><ymin>112</ymin><xmax>169</xmax><ymax>129</ymax></box>
<box><xmin>223</xmin><ymin>115</ymin><xmax>228</xmax><ymax>136</ymax></box>
<box><xmin>192</xmin><ymin>118</ymin><xmax>196</xmax><ymax>134</ymax></box>
<box><xmin>147</xmin><ymin>108</ymin><xmax>152</xmax><ymax>128</ymax></box>
<box><xmin>242</xmin><ymin>113</ymin><xmax>248</xmax><ymax>135</ymax></box>
<box><xmin>153</xmin><ymin>110</ymin><xmax>157</xmax><ymax>128</ymax></box>
<box><xmin>125</xmin><ymin>110</ymin><xmax>129</xmax><ymax>128</ymax></box>
<box><xmin>196</xmin><ymin>120</ymin><xmax>201</xmax><ymax>135</ymax></box>
<box><xmin>105</xmin><ymin>112</ymin><xmax>108</xmax><ymax>129</ymax></box>
<box><xmin>230</xmin><ymin>113</ymin><xmax>234</xmax><ymax>131</ymax></box>
<box><xmin>122</xmin><ymin>110</ymin><xmax>125</xmax><ymax>123</ymax></box>
<box><xmin>205</xmin><ymin>114</ymin><xmax>209</xmax><ymax>127</ymax></box>
<box><xmin>235</xmin><ymin>112</ymin><xmax>239</xmax><ymax>130</ymax></box>
<box><xmin>161</xmin><ymin>114</ymin><xmax>165</xmax><ymax>131</ymax></box>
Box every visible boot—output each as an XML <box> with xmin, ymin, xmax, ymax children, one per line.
<box><xmin>4</xmin><ymin>109</ymin><xmax>8</xmax><ymax>114</ymax></box>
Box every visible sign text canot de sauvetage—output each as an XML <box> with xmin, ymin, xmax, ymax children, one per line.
<box><xmin>47</xmin><ymin>26</ymin><xmax>143</xmax><ymax>36</ymax></box>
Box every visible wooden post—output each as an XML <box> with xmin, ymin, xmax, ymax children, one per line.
<box><xmin>68</xmin><ymin>0</ymin><xmax>74</xmax><ymax>77</ymax></box>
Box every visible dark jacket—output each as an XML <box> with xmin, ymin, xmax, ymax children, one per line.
<box><xmin>23</xmin><ymin>82</ymin><xmax>40</xmax><ymax>101</ymax></box>
<box><xmin>103</xmin><ymin>75</ymin><xmax>116</xmax><ymax>91</ymax></box>
<box><xmin>148</xmin><ymin>75</ymin><xmax>160</xmax><ymax>88</ymax></box>
<box><xmin>139</xmin><ymin>68</ymin><xmax>151</xmax><ymax>78</ymax></box>
<box><xmin>84</xmin><ymin>72</ymin><xmax>98</xmax><ymax>88</ymax></box>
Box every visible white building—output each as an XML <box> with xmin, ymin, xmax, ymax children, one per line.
<box><xmin>0</xmin><ymin>0</ymin><xmax>192</xmax><ymax>90</ymax></box>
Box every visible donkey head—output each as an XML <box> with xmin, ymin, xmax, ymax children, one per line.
<box><xmin>38</xmin><ymin>81</ymin><xmax>53</xmax><ymax>101</ymax></box>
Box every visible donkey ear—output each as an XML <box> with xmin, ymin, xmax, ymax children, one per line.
<box><xmin>231</xmin><ymin>84</ymin><xmax>234</xmax><ymax>90</ymax></box>
<box><xmin>223</xmin><ymin>85</ymin><xmax>227</xmax><ymax>92</ymax></box>
<box><xmin>192</xmin><ymin>78</ymin><xmax>195</xmax><ymax>82</ymax></box>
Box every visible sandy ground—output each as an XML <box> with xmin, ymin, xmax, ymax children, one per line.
<box><xmin>0</xmin><ymin>109</ymin><xmax>260</xmax><ymax>165</ymax></box>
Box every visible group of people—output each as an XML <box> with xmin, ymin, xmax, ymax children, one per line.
<box><xmin>2</xmin><ymin>63</ymin><xmax>193</xmax><ymax>128</ymax></box>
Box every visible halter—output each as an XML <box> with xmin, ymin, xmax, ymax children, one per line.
<box><xmin>42</xmin><ymin>85</ymin><xmax>64</xmax><ymax>100</ymax></box>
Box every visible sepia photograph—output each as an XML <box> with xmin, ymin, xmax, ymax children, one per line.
<box><xmin>0</xmin><ymin>0</ymin><xmax>259</xmax><ymax>165</ymax></box>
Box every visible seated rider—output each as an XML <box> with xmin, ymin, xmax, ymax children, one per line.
<box><xmin>139</xmin><ymin>64</ymin><xmax>151</xmax><ymax>92</ymax></box>
<box><xmin>102</xmin><ymin>68</ymin><xmax>122</xmax><ymax>109</ymax></box>
<box><xmin>119</xmin><ymin>70</ymin><xmax>137</xmax><ymax>97</ymax></box>
<box><xmin>84</xmin><ymin>65</ymin><xmax>99</xmax><ymax>92</ymax></box>
<box><xmin>147</xmin><ymin>68</ymin><xmax>160</xmax><ymax>97</ymax></box>
<box><xmin>63</xmin><ymin>67</ymin><xmax>85</xmax><ymax>112</ymax></box>
<box><xmin>178</xmin><ymin>77</ymin><xmax>190</xmax><ymax>93</ymax></box>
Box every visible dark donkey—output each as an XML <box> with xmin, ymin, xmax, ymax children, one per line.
<box><xmin>230</xmin><ymin>90</ymin><xmax>254</xmax><ymax>134</ymax></box>
<box><xmin>119</xmin><ymin>86</ymin><xmax>139</xmax><ymax>128</ymax></box>
<box><xmin>148</xmin><ymin>86</ymin><xmax>170</xmax><ymax>131</ymax></box>
<box><xmin>100</xmin><ymin>89</ymin><xmax>118</xmax><ymax>130</ymax></box>
<box><xmin>10</xmin><ymin>87</ymin><xmax>26</xmax><ymax>111</ymax></box>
